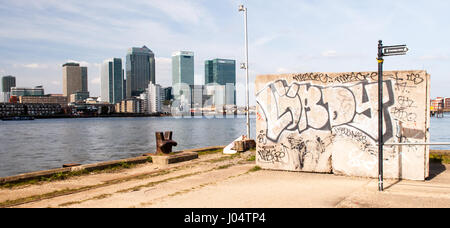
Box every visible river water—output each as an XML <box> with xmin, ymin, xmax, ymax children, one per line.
<box><xmin>0</xmin><ymin>115</ymin><xmax>449</xmax><ymax>177</ymax></box>
<box><xmin>0</xmin><ymin>116</ymin><xmax>256</xmax><ymax>177</ymax></box>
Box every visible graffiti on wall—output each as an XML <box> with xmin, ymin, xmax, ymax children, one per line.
<box><xmin>256</xmin><ymin>78</ymin><xmax>395</xmax><ymax>144</ymax></box>
<box><xmin>255</xmin><ymin>71</ymin><xmax>428</xmax><ymax>178</ymax></box>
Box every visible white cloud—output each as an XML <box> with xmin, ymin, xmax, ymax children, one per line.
<box><xmin>322</xmin><ymin>50</ymin><xmax>338</xmax><ymax>57</ymax></box>
<box><xmin>253</xmin><ymin>35</ymin><xmax>280</xmax><ymax>47</ymax></box>
<box><xmin>12</xmin><ymin>63</ymin><xmax>49</xmax><ymax>69</ymax></box>
<box><xmin>142</xmin><ymin>0</ymin><xmax>214</xmax><ymax>26</ymax></box>
<box><xmin>419</xmin><ymin>54</ymin><xmax>449</xmax><ymax>61</ymax></box>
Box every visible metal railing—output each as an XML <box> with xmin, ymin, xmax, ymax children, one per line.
<box><xmin>381</xmin><ymin>142</ymin><xmax>450</xmax><ymax>146</ymax></box>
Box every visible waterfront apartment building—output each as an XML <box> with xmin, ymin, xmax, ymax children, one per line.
<box><xmin>140</xmin><ymin>83</ymin><xmax>163</xmax><ymax>114</ymax></box>
<box><xmin>148</xmin><ymin>83</ymin><xmax>163</xmax><ymax>113</ymax></box>
<box><xmin>19</xmin><ymin>94</ymin><xmax>68</xmax><ymax>107</ymax></box>
<box><xmin>69</xmin><ymin>91</ymin><xmax>90</xmax><ymax>103</ymax></box>
<box><xmin>1</xmin><ymin>75</ymin><xmax>16</xmax><ymax>93</ymax></box>
<box><xmin>11</xmin><ymin>86</ymin><xmax>45</xmax><ymax>97</ymax></box>
<box><xmin>62</xmin><ymin>62</ymin><xmax>88</xmax><ymax>98</ymax></box>
<box><xmin>204</xmin><ymin>59</ymin><xmax>236</xmax><ymax>105</ymax></box>
<box><xmin>101</xmin><ymin>58</ymin><xmax>124</xmax><ymax>104</ymax></box>
<box><xmin>0</xmin><ymin>103</ymin><xmax>63</xmax><ymax>117</ymax></box>
<box><xmin>118</xmin><ymin>98</ymin><xmax>144</xmax><ymax>114</ymax></box>
<box><xmin>126</xmin><ymin>46</ymin><xmax>156</xmax><ymax>98</ymax></box>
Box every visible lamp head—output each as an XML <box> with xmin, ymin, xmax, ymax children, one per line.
<box><xmin>238</xmin><ymin>5</ymin><xmax>245</xmax><ymax>12</ymax></box>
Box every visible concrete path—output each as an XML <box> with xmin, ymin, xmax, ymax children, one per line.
<box><xmin>1</xmin><ymin>151</ymin><xmax>449</xmax><ymax>208</ymax></box>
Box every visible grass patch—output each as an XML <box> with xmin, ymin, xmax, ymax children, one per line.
<box><xmin>247</xmin><ymin>155</ymin><xmax>256</xmax><ymax>162</ymax></box>
<box><xmin>430</xmin><ymin>153</ymin><xmax>450</xmax><ymax>164</ymax></box>
<box><xmin>248</xmin><ymin>166</ymin><xmax>262</xmax><ymax>173</ymax></box>
<box><xmin>197</xmin><ymin>148</ymin><xmax>224</xmax><ymax>156</ymax></box>
<box><xmin>217</xmin><ymin>164</ymin><xmax>233</xmax><ymax>170</ymax></box>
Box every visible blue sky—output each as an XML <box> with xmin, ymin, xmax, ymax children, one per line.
<box><xmin>0</xmin><ymin>0</ymin><xmax>449</xmax><ymax>105</ymax></box>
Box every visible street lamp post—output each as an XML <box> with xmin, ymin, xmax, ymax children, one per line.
<box><xmin>239</xmin><ymin>4</ymin><xmax>250</xmax><ymax>139</ymax></box>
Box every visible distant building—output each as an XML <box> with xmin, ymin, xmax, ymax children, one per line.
<box><xmin>172</xmin><ymin>51</ymin><xmax>194</xmax><ymax>87</ymax></box>
<box><xmin>204</xmin><ymin>59</ymin><xmax>236</xmax><ymax>105</ymax></box>
<box><xmin>190</xmin><ymin>85</ymin><xmax>205</xmax><ymax>109</ymax></box>
<box><xmin>19</xmin><ymin>94</ymin><xmax>68</xmax><ymax>107</ymax></box>
<box><xmin>148</xmin><ymin>83</ymin><xmax>163</xmax><ymax>113</ymax></box>
<box><xmin>101</xmin><ymin>58</ymin><xmax>124</xmax><ymax>104</ymax></box>
<box><xmin>118</xmin><ymin>98</ymin><xmax>144</xmax><ymax>114</ymax></box>
<box><xmin>163</xmin><ymin>87</ymin><xmax>173</xmax><ymax>101</ymax></box>
<box><xmin>140</xmin><ymin>83</ymin><xmax>163</xmax><ymax>114</ymax></box>
<box><xmin>445</xmin><ymin>98</ymin><xmax>450</xmax><ymax>110</ymax></box>
<box><xmin>11</xmin><ymin>86</ymin><xmax>45</xmax><ymax>97</ymax></box>
<box><xmin>172</xmin><ymin>51</ymin><xmax>194</xmax><ymax>114</ymax></box>
<box><xmin>62</xmin><ymin>62</ymin><xmax>88</xmax><ymax>97</ymax></box>
<box><xmin>69</xmin><ymin>91</ymin><xmax>90</xmax><ymax>103</ymax></box>
<box><xmin>0</xmin><ymin>92</ymin><xmax>10</xmax><ymax>103</ymax></box>
<box><xmin>25</xmin><ymin>104</ymin><xmax>63</xmax><ymax>116</ymax></box>
<box><xmin>126</xmin><ymin>46</ymin><xmax>155</xmax><ymax>98</ymax></box>
<box><xmin>0</xmin><ymin>103</ymin><xmax>63</xmax><ymax>117</ymax></box>
<box><xmin>431</xmin><ymin>97</ymin><xmax>445</xmax><ymax>111</ymax></box>
<box><xmin>0</xmin><ymin>103</ymin><xmax>25</xmax><ymax>116</ymax></box>
<box><xmin>1</xmin><ymin>75</ymin><xmax>16</xmax><ymax>93</ymax></box>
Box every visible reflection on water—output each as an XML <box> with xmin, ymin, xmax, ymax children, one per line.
<box><xmin>0</xmin><ymin>115</ymin><xmax>448</xmax><ymax>177</ymax></box>
<box><xmin>0</xmin><ymin>116</ymin><xmax>255</xmax><ymax>177</ymax></box>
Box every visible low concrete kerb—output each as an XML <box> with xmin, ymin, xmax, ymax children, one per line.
<box><xmin>0</xmin><ymin>156</ymin><xmax>151</xmax><ymax>186</ymax></box>
<box><xmin>0</xmin><ymin>146</ymin><xmax>226</xmax><ymax>186</ymax></box>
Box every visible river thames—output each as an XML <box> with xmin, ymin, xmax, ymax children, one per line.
<box><xmin>0</xmin><ymin>115</ymin><xmax>449</xmax><ymax>177</ymax></box>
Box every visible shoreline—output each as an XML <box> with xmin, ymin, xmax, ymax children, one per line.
<box><xmin>0</xmin><ymin>146</ymin><xmax>226</xmax><ymax>187</ymax></box>
<box><xmin>1</xmin><ymin>113</ymin><xmax>256</xmax><ymax>120</ymax></box>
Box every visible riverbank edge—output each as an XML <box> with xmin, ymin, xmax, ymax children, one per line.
<box><xmin>0</xmin><ymin>146</ymin><xmax>225</xmax><ymax>187</ymax></box>
<box><xmin>1</xmin><ymin>148</ymin><xmax>447</xmax><ymax>187</ymax></box>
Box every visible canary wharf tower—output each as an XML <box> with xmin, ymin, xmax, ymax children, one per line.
<box><xmin>126</xmin><ymin>46</ymin><xmax>155</xmax><ymax>97</ymax></box>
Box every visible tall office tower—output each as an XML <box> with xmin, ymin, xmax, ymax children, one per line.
<box><xmin>204</xmin><ymin>59</ymin><xmax>236</xmax><ymax>105</ymax></box>
<box><xmin>1</xmin><ymin>75</ymin><xmax>16</xmax><ymax>92</ymax></box>
<box><xmin>1</xmin><ymin>75</ymin><xmax>16</xmax><ymax>102</ymax></box>
<box><xmin>126</xmin><ymin>46</ymin><xmax>155</xmax><ymax>98</ymax></box>
<box><xmin>81</xmin><ymin>66</ymin><xmax>88</xmax><ymax>92</ymax></box>
<box><xmin>101</xmin><ymin>58</ymin><xmax>124</xmax><ymax>104</ymax></box>
<box><xmin>172</xmin><ymin>51</ymin><xmax>194</xmax><ymax>112</ymax></box>
<box><xmin>62</xmin><ymin>62</ymin><xmax>88</xmax><ymax>97</ymax></box>
<box><xmin>172</xmin><ymin>51</ymin><xmax>194</xmax><ymax>86</ymax></box>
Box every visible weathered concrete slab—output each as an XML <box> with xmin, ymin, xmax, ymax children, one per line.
<box><xmin>255</xmin><ymin>71</ymin><xmax>430</xmax><ymax>180</ymax></box>
<box><xmin>151</xmin><ymin>152</ymin><xmax>199</xmax><ymax>165</ymax></box>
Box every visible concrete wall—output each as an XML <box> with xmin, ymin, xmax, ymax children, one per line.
<box><xmin>255</xmin><ymin>71</ymin><xmax>430</xmax><ymax>180</ymax></box>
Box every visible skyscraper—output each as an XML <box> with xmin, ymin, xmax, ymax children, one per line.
<box><xmin>172</xmin><ymin>51</ymin><xmax>194</xmax><ymax>109</ymax></box>
<box><xmin>1</xmin><ymin>75</ymin><xmax>16</xmax><ymax>93</ymax></box>
<box><xmin>126</xmin><ymin>46</ymin><xmax>155</xmax><ymax>98</ymax></box>
<box><xmin>172</xmin><ymin>51</ymin><xmax>195</xmax><ymax>86</ymax></box>
<box><xmin>62</xmin><ymin>63</ymin><xmax>88</xmax><ymax>97</ymax></box>
<box><xmin>101</xmin><ymin>58</ymin><xmax>124</xmax><ymax>104</ymax></box>
<box><xmin>204</xmin><ymin>58</ymin><xmax>236</xmax><ymax>105</ymax></box>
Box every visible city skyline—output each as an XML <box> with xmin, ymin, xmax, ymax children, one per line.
<box><xmin>1</xmin><ymin>0</ymin><xmax>450</xmax><ymax>106</ymax></box>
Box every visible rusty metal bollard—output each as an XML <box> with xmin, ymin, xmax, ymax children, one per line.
<box><xmin>155</xmin><ymin>131</ymin><xmax>178</xmax><ymax>154</ymax></box>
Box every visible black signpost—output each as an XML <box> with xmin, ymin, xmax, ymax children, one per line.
<box><xmin>377</xmin><ymin>40</ymin><xmax>409</xmax><ymax>191</ymax></box>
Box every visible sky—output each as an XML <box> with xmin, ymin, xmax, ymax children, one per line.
<box><xmin>0</xmin><ymin>0</ymin><xmax>449</xmax><ymax>106</ymax></box>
